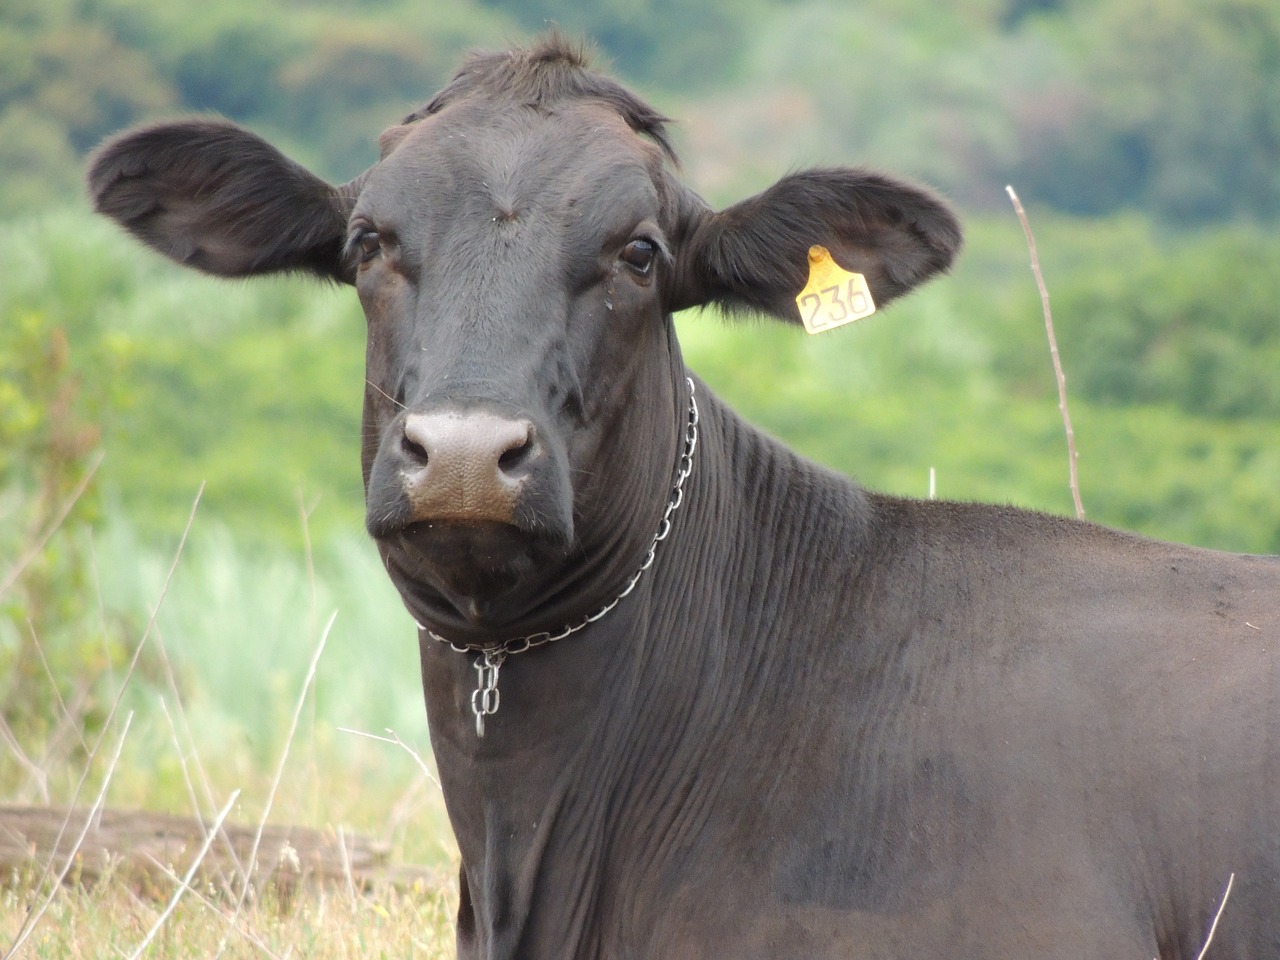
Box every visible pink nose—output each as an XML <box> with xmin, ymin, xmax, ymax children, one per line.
<box><xmin>399</xmin><ymin>410</ymin><xmax>537</xmax><ymax>524</ymax></box>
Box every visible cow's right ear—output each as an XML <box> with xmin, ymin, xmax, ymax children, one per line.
<box><xmin>88</xmin><ymin>120</ymin><xmax>361</xmax><ymax>284</ymax></box>
<box><xmin>666</xmin><ymin>168</ymin><xmax>962</xmax><ymax>322</ymax></box>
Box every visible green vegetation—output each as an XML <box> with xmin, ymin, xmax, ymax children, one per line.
<box><xmin>1</xmin><ymin>0</ymin><xmax>1278</xmax><ymax>951</ymax></box>
<box><xmin>680</xmin><ymin>214</ymin><xmax>1280</xmax><ymax>553</ymax></box>
<box><xmin>5</xmin><ymin>0</ymin><xmax>1280</xmax><ymax>222</ymax></box>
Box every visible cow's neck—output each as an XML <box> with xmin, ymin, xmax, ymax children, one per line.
<box><xmin>420</xmin><ymin>379</ymin><xmax>866</xmax><ymax>960</ymax></box>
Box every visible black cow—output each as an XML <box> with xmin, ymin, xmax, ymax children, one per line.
<box><xmin>90</xmin><ymin>37</ymin><xmax>1280</xmax><ymax>960</ymax></box>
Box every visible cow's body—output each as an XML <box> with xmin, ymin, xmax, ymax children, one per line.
<box><xmin>427</xmin><ymin>396</ymin><xmax>1280</xmax><ymax>958</ymax></box>
<box><xmin>89</xmin><ymin>37</ymin><xmax>1280</xmax><ymax>959</ymax></box>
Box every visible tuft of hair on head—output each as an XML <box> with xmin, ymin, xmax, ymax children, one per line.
<box><xmin>390</xmin><ymin>33</ymin><xmax>678</xmax><ymax>166</ymax></box>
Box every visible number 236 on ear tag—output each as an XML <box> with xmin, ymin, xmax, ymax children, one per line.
<box><xmin>795</xmin><ymin>245</ymin><xmax>876</xmax><ymax>334</ymax></box>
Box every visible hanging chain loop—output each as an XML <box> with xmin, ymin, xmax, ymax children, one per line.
<box><xmin>419</xmin><ymin>378</ymin><xmax>699</xmax><ymax>737</ymax></box>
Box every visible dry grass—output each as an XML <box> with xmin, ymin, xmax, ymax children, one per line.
<box><xmin>1005</xmin><ymin>185</ymin><xmax>1084</xmax><ymax>520</ymax></box>
<box><xmin>2</xmin><ymin>490</ymin><xmax>459</xmax><ymax>958</ymax></box>
<box><xmin>2</xmin><ymin>872</ymin><xmax>457</xmax><ymax>959</ymax></box>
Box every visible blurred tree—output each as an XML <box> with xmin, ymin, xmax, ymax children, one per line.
<box><xmin>88</xmin><ymin>0</ymin><xmax>519</xmax><ymax>180</ymax></box>
<box><xmin>473</xmin><ymin>0</ymin><xmax>764</xmax><ymax>88</ymax></box>
<box><xmin>276</xmin><ymin>21</ymin><xmax>476</xmax><ymax>179</ymax></box>
<box><xmin>728</xmin><ymin>0</ymin><xmax>1280</xmax><ymax>223</ymax></box>
<box><xmin>0</xmin><ymin>305</ymin><xmax>129</xmax><ymax>748</ymax></box>
<box><xmin>953</xmin><ymin>213</ymin><xmax>1280</xmax><ymax>418</ymax></box>
<box><xmin>1000</xmin><ymin>0</ymin><xmax>1064</xmax><ymax>28</ymax></box>
<box><xmin>1009</xmin><ymin>0</ymin><xmax>1280</xmax><ymax>223</ymax></box>
<box><xmin>2</xmin><ymin>0</ymin><xmax>1279</xmax><ymax>225</ymax></box>
<box><xmin>9</xmin><ymin>25</ymin><xmax>177</xmax><ymax>154</ymax></box>
<box><xmin>732</xmin><ymin>3</ymin><xmax>1030</xmax><ymax>207</ymax></box>
<box><xmin>0</xmin><ymin>6</ymin><xmax>177</xmax><ymax>214</ymax></box>
<box><xmin>0</xmin><ymin>107</ymin><xmax>82</xmax><ymax>214</ymax></box>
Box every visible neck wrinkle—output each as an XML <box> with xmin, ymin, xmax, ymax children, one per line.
<box><xmin>431</xmin><ymin>378</ymin><xmax>848</xmax><ymax>960</ymax></box>
<box><xmin>413</xmin><ymin>356</ymin><xmax>687</xmax><ymax>650</ymax></box>
<box><xmin>427</xmin><ymin>356</ymin><xmax>696</xmax><ymax>960</ymax></box>
<box><xmin>531</xmin><ymin>363</ymin><xmax>691</xmax><ymax>635</ymax></box>
<box><xmin>436</xmin><ymin>606</ymin><xmax>649</xmax><ymax>960</ymax></box>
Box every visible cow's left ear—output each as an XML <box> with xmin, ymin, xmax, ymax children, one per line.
<box><xmin>88</xmin><ymin>120</ymin><xmax>362</xmax><ymax>283</ymax></box>
<box><xmin>667</xmin><ymin>168</ymin><xmax>962</xmax><ymax>320</ymax></box>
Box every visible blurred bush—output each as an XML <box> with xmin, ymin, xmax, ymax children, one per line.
<box><xmin>1</xmin><ymin>0</ymin><xmax>1278</xmax><ymax>773</ymax></box>
<box><xmin>5</xmin><ymin>0</ymin><xmax>1280</xmax><ymax>224</ymax></box>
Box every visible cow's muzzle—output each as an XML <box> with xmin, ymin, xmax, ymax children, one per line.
<box><xmin>365</xmin><ymin>402</ymin><xmax>573</xmax><ymax>545</ymax></box>
<box><xmin>365</xmin><ymin>402</ymin><xmax>575</xmax><ymax>626</ymax></box>
<box><xmin>398</xmin><ymin>409</ymin><xmax>536</xmax><ymax>525</ymax></box>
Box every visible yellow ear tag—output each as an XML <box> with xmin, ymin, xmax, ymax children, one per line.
<box><xmin>795</xmin><ymin>245</ymin><xmax>876</xmax><ymax>334</ymax></box>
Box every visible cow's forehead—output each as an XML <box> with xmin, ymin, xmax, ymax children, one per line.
<box><xmin>349</xmin><ymin>96</ymin><xmax>673</xmax><ymax>318</ymax></box>
<box><xmin>362</xmin><ymin>99</ymin><xmax>667</xmax><ymax>217</ymax></box>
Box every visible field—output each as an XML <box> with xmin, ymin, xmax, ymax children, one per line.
<box><xmin>4</xmin><ymin>2</ymin><xmax>1280</xmax><ymax>952</ymax></box>
<box><xmin>4</xmin><ymin>882</ymin><xmax>455</xmax><ymax>958</ymax></box>
<box><xmin>1</xmin><ymin>504</ymin><xmax>460</xmax><ymax>958</ymax></box>
<box><xmin>4</xmin><ymin>202</ymin><xmax>1280</xmax><ymax>955</ymax></box>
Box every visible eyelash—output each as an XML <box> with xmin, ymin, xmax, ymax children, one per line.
<box><xmin>356</xmin><ymin>230</ymin><xmax>382</xmax><ymax>264</ymax></box>
<box><xmin>621</xmin><ymin>238</ymin><xmax>657</xmax><ymax>275</ymax></box>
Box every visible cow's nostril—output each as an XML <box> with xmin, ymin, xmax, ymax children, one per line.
<box><xmin>498</xmin><ymin>431</ymin><xmax>535</xmax><ymax>476</ymax></box>
<box><xmin>402</xmin><ymin>432</ymin><xmax>429</xmax><ymax>463</ymax></box>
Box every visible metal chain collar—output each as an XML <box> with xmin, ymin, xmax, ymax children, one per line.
<box><xmin>420</xmin><ymin>377</ymin><xmax>699</xmax><ymax>737</ymax></box>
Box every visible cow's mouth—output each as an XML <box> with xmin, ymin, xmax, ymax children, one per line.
<box><xmin>377</xmin><ymin>519</ymin><xmax>573</xmax><ymax>631</ymax></box>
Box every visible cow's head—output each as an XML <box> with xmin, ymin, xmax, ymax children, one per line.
<box><xmin>88</xmin><ymin>38</ymin><xmax>961</xmax><ymax>643</ymax></box>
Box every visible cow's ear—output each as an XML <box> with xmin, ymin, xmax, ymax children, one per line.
<box><xmin>88</xmin><ymin>120</ymin><xmax>361</xmax><ymax>283</ymax></box>
<box><xmin>667</xmin><ymin>169</ymin><xmax>962</xmax><ymax>321</ymax></box>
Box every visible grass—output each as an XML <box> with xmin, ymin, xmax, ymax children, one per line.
<box><xmin>6</xmin><ymin>204</ymin><xmax>1277</xmax><ymax>955</ymax></box>
<box><xmin>1</xmin><ymin>496</ymin><xmax>460</xmax><ymax>958</ymax></box>
<box><xmin>2</xmin><ymin>877</ymin><xmax>457</xmax><ymax>958</ymax></box>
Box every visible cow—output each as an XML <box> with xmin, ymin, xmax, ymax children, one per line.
<box><xmin>88</xmin><ymin>36</ymin><xmax>1280</xmax><ymax>960</ymax></box>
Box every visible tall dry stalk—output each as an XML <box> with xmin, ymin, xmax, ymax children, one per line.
<box><xmin>4</xmin><ymin>485</ymin><xmax>205</xmax><ymax>959</ymax></box>
<box><xmin>214</xmin><ymin>609</ymin><xmax>338</xmax><ymax>958</ymax></box>
<box><xmin>125</xmin><ymin>789</ymin><xmax>241</xmax><ymax>959</ymax></box>
<box><xmin>3</xmin><ymin>712</ymin><xmax>134</xmax><ymax>959</ymax></box>
<box><xmin>1192</xmin><ymin>872</ymin><xmax>1235</xmax><ymax>960</ymax></box>
<box><xmin>0</xmin><ymin>453</ymin><xmax>103</xmax><ymax>603</ymax></box>
<box><xmin>1006</xmin><ymin>185</ymin><xmax>1085</xmax><ymax>520</ymax></box>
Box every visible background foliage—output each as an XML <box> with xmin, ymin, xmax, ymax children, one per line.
<box><xmin>4</xmin><ymin>0</ymin><xmax>1280</xmax><ymax>222</ymax></box>
<box><xmin>1</xmin><ymin>0</ymin><xmax>1278</xmax><ymax>808</ymax></box>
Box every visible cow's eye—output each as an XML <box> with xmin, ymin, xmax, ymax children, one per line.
<box><xmin>357</xmin><ymin>230</ymin><xmax>383</xmax><ymax>264</ymax></box>
<box><xmin>620</xmin><ymin>238</ymin><xmax>657</xmax><ymax>276</ymax></box>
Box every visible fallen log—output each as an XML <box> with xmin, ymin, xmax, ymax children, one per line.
<box><xmin>0</xmin><ymin>804</ymin><xmax>441</xmax><ymax>899</ymax></box>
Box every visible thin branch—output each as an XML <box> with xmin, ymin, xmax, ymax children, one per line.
<box><xmin>139</xmin><ymin>854</ymin><xmax>285</xmax><ymax>960</ymax></box>
<box><xmin>337</xmin><ymin>824</ymin><xmax>357</xmax><ymax>905</ymax></box>
<box><xmin>0</xmin><ymin>451</ymin><xmax>105</xmax><ymax>601</ymax></box>
<box><xmin>338</xmin><ymin>726</ymin><xmax>441</xmax><ymax>790</ymax></box>
<box><xmin>3</xmin><ymin>712</ymin><xmax>135</xmax><ymax>959</ymax></box>
<box><xmin>4</xmin><ymin>485</ymin><xmax>202</xmax><ymax>957</ymax></box>
<box><xmin>125</xmin><ymin>789</ymin><xmax>241</xmax><ymax>960</ymax></box>
<box><xmin>296</xmin><ymin>491</ymin><xmax>323</xmax><ymax>827</ymax></box>
<box><xmin>1005</xmin><ymin>186</ymin><xmax>1085</xmax><ymax>520</ymax></box>
<box><xmin>297</xmin><ymin>491</ymin><xmax>319</xmax><ymax>624</ymax></box>
<box><xmin>0</xmin><ymin>712</ymin><xmax>48</xmax><ymax>803</ymax></box>
<box><xmin>27</xmin><ymin>617</ymin><xmax>90</xmax><ymax>755</ymax></box>
<box><xmin>1194</xmin><ymin>872</ymin><xmax>1235</xmax><ymax>960</ymax></box>
<box><xmin>382</xmin><ymin>772</ymin><xmax>438</xmax><ymax>857</ymax></box>
<box><xmin>88</xmin><ymin>527</ymin><xmax>117</xmax><ymax>691</ymax></box>
<box><xmin>216</xmin><ymin>609</ymin><xmax>338</xmax><ymax>957</ymax></box>
<box><xmin>152</xmin><ymin>624</ymin><xmax>219</xmax><ymax>819</ymax></box>
<box><xmin>98</xmin><ymin>483</ymin><xmax>205</xmax><ymax>750</ymax></box>
<box><xmin>153</xmin><ymin>623</ymin><xmax>247</xmax><ymax>894</ymax></box>
<box><xmin>156</xmin><ymin>694</ymin><xmax>247</xmax><ymax>894</ymax></box>
<box><xmin>158</xmin><ymin>695</ymin><xmax>202</xmax><ymax>819</ymax></box>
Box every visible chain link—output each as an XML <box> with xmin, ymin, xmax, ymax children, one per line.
<box><xmin>470</xmin><ymin>649</ymin><xmax>505</xmax><ymax>737</ymax></box>
<box><xmin>419</xmin><ymin>378</ymin><xmax>699</xmax><ymax>736</ymax></box>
